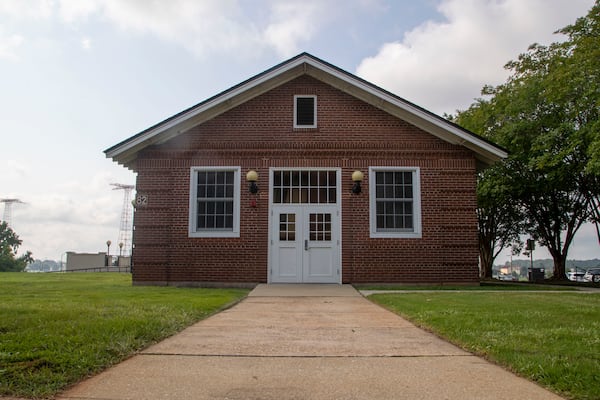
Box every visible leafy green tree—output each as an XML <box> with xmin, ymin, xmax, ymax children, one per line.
<box><xmin>453</xmin><ymin>105</ymin><xmax>524</xmax><ymax>278</ymax></box>
<box><xmin>0</xmin><ymin>222</ymin><xmax>32</xmax><ymax>272</ymax></box>
<box><xmin>475</xmin><ymin>165</ymin><xmax>524</xmax><ymax>279</ymax></box>
<box><xmin>455</xmin><ymin>2</ymin><xmax>600</xmax><ymax>280</ymax></box>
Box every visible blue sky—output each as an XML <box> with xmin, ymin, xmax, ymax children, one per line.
<box><xmin>0</xmin><ymin>0</ymin><xmax>597</xmax><ymax>264</ymax></box>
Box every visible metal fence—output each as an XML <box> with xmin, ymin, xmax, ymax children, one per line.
<box><xmin>51</xmin><ymin>266</ymin><xmax>131</xmax><ymax>273</ymax></box>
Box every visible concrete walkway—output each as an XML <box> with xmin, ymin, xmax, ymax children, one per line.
<box><xmin>58</xmin><ymin>284</ymin><xmax>563</xmax><ymax>400</ymax></box>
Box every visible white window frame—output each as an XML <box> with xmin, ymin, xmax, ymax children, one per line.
<box><xmin>293</xmin><ymin>95</ymin><xmax>317</xmax><ymax>128</ymax></box>
<box><xmin>369</xmin><ymin>167</ymin><xmax>422</xmax><ymax>238</ymax></box>
<box><xmin>189</xmin><ymin>166</ymin><xmax>241</xmax><ymax>238</ymax></box>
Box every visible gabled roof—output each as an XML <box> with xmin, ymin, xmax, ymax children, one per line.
<box><xmin>105</xmin><ymin>52</ymin><xmax>507</xmax><ymax>170</ymax></box>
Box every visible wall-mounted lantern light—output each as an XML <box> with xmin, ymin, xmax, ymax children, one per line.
<box><xmin>351</xmin><ymin>170</ymin><xmax>363</xmax><ymax>194</ymax></box>
<box><xmin>246</xmin><ymin>170</ymin><xmax>259</xmax><ymax>194</ymax></box>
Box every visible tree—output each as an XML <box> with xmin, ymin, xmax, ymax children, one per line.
<box><xmin>475</xmin><ymin>164</ymin><xmax>524</xmax><ymax>279</ymax></box>
<box><xmin>453</xmin><ymin>105</ymin><xmax>524</xmax><ymax>279</ymax></box>
<box><xmin>455</xmin><ymin>2</ymin><xmax>600</xmax><ymax>280</ymax></box>
<box><xmin>0</xmin><ymin>222</ymin><xmax>32</xmax><ymax>272</ymax></box>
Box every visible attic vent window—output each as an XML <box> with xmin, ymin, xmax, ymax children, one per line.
<box><xmin>294</xmin><ymin>95</ymin><xmax>317</xmax><ymax>128</ymax></box>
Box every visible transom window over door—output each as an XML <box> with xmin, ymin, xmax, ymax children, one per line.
<box><xmin>272</xmin><ymin>170</ymin><xmax>337</xmax><ymax>204</ymax></box>
<box><xmin>189</xmin><ymin>167</ymin><xmax>240</xmax><ymax>238</ymax></box>
<box><xmin>369</xmin><ymin>167</ymin><xmax>421</xmax><ymax>238</ymax></box>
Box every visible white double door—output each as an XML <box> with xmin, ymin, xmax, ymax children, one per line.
<box><xmin>270</xmin><ymin>205</ymin><xmax>340</xmax><ymax>283</ymax></box>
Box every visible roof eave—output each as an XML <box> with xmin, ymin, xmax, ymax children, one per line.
<box><xmin>106</xmin><ymin>53</ymin><xmax>507</xmax><ymax>170</ymax></box>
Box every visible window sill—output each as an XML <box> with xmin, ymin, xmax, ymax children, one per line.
<box><xmin>188</xmin><ymin>231</ymin><xmax>240</xmax><ymax>238</ymax></box>
<box><xmin>370</xmin><ymin>231</ymin><xmax>422</xmax><ymax>239</ymax></box>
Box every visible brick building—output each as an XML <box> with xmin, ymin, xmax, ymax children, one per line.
<box><xmin>106</xmin><ymin>53</ymin><xmax>506</xmax><ymax>286</ymax></box>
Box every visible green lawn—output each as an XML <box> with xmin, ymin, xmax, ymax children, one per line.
<box><xmin>0</xmin><ymin>273</ymin><xmax>249</xmax><ymax>399</ymax></box>
<box><xmin>369</xmin><ymin>292</ymin><xmax>600</xmax><ymax>400</ymax></box>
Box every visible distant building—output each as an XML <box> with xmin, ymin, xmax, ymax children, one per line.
<box><xmin>66</xmin><ymin>252</ymin><xmax>108</xmax><ymax>272</ymax></box>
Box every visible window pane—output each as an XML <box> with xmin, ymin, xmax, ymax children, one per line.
<box><xmin>384</xmin><ymin>172</ymin><xmax>393</xmax><ymax>185</ymax></box>
<box><xmin>206</xmin><ymin>185</ymin><xmax>215</xmax><ymax>198</ymax></box>
<box><xmin>194</xmin><ymin>170</ymin><xmax>236</xmax><ymax>232</ymax></box>
<box><xmin>328</xmin><ymin>171</ymin><xmax>336</xmax><ymax>185</ymax></box>
<box><xmin>385</xmin><ymin>216</ymin><xmax>394</xmax><ymax>228</ymax></box>
<box><xmin>373</xmin><ymin>170</ymin><xmax>416</xmax><ymax>233</ymax></box>
<box><xmin>226</xmin><ymin>185</ymin><xmax>234</xmax><ymax>198</ymax></box>
<box><xmin>273</xmin><ymin>188</ymin><xmax>281</xmax><ymax>204</ymax></box>
<box><xmin>319</xmin><ymin>171</ymin><xmax>327</xmax><ymax>186</ymax></box>
<box><xmin>301</xmin><ymin>171</ymin><xmax>309</xmax><ymax>186</ymax></box>
<box><xmin>328</xmin><ymin>188</ymin><xmax>336</xmax><ymax>203</ymax></box>
<box><xmin>319</xmin><ymin>188</ymin><xmax>327</xmax><ymax>204</ymax></box>
<box><xmin>309</xmin><ymin>188</ymin><xmax>318</xmax><ymax>203</ymax></box>
<box><xmin>385</xmin><ymin>185</ymin><xmax>394</xmax><ymax>199</ymax></box>
<box><xmin>206</xmin><ymin>216</ymin><xmax>215</xmax><ymax>228</ymax></box>
<box><xmin>198</xmin><ymin>171</ymin><xmax>206</xmax><ymax>185</ymax></box>
<box><xmin>310</xmin><ymin>171</ymin><xmax>318</xmax><ymax>186</ymax></box>
<box><xmin>301</xmin><ymin>188</ymin><xmax>309</xmax><ymax>203</ymax></box>
<box><xmin>395</xmin><ymin>185</ymin><xmax>404</xmax><ymax>199</ymax></box>
<box><xmin>282</xmin><ymin>188</ymin><xmax>290</xmax><ymax>203</ymax></box>
<box><xmin>206</xmin><ymin>202</ymin><xmax>215</xmax><ymax>214</ymax></box>
<box><xmin>274</xmin><ymin>171</ymin><xmax>281</xmax><ymax>186</ymax></box>
<box><xmin>385</xmin><ymin>202</ymin><xmax>394</xmax><ymax>214</ymax></box>
<box><xmin>206</xmin><ymin>172</ymin><xmax>215</xmax><ymax>185</ymax></box>
<box><xmin>296</xmin><ymin>97</ymin><xmax>315</xmax><ymax>126</ymax></box>
<box><xmin>292</xmin><ymin>171</ymin><xmax>300</xmax><ymax>186</ymax></box>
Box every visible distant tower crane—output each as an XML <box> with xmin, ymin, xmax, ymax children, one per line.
<box><xmin>110</xmin><ymin>183</ymin><xmax>134</xmax><ymax>257</ymax></box>
<box><xmin>0</xmin><ymin>198</ymin><xmax>25</xmax><ymax>228</ymax></box>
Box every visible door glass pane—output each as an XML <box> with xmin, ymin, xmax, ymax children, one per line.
<box><xmin>309</xmin><ymin>213</ymin><xmax>332</xmax><ymax>241</ymax></box>
<box><xmin>279</xmin><ymin>214</ymin><xmax>296</xmax><ymax>241</ymax></box>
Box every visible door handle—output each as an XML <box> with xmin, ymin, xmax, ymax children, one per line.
<box><xmin>304</xmin><ymin>239</ymin><xmax>308</xmax><ymax>251</ymax></box>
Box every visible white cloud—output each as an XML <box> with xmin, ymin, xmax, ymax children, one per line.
<box><xmin>0</xmin><ymin>0</ymin><xmax>54</xmax><ymax>20</ymax></box>
<box><xmin>0</xmin><ymin>159</ymin><xmax>30</xmax><ymax>181</ymax></box>
<box><xmin>58</xmin><ymin>0</ymin><xmax>99</xmax><ymax>23</ymax></box>
<box><xmin>81</xmin><ymin>36</ymin><xmax>91</xmax><ymax>50</ymax></box>
<box><xmin>263</xmin><ymin>1</ymin><xmax>322</xmax><ymax>57</ymax></box>
<box><xmin>356</xmin><ymin>0</ymin><xmax>595</xmax><ymax>115</ymax></box>
<box><xmin>0</xmin><ymin>31</ymin><xmax>24</xmax><ymax>60</ymax></box>
<box><xmin>93</xmin><ymin>0</ymin><xmax>333</xmax><ymax>58</ymax></box>
<box><xmin>3</xmin><ymin>0</ymin><xmax>333</xmax><ymax>58</ymax></box>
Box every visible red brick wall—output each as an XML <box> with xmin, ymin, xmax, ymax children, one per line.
<box><xmin>131</xmin><ymin>75</ymin><xmax>479</xmax><ymax>285</ymax></box>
